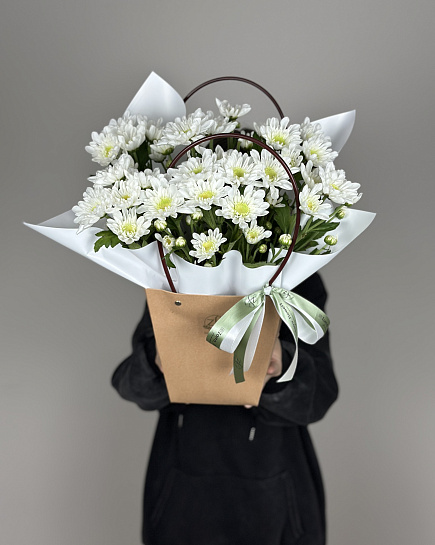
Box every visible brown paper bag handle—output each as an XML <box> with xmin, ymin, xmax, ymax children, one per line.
<box><xmin>158</xmin><ymin>132</ymin><xmax>300</xmax><ymax>293</ymax></box>
<box><xmin>184</xmin><ymin>76</ymin><xmax>284</xmax><ymax>119</ymax></box>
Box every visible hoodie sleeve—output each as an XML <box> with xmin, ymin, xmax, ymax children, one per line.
<box><xmin>258</xmin><ymin>273</ymin><xmax>339</xmax><ymax>426</ymax></box>
<box><xmin>111</xmin><ymin>302</ymin><xmax>170</xmax><ymax>411</ymax></box>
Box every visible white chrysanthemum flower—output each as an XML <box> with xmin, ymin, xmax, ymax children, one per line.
<box><xmin>129</xmin><ymin>168</ymin><xmax>167</xmax><ymax>190</ymax></box>
<box><xmin>162</xmin><ymin>116</ymin><xmax>201</xmax><ymax>147</ymax></box>
<box><xmin>109</xmin><ymin>111</ymin><xmax>144</xmax><ymax>129</ymax></box>
<box><xmin>189</xmin><ymin>228</ymin><xmax>227</xmax><ymax>263</ymax></box>
<box><xmin>319</xmin><ymin>162</ymin><xmax>362</xmax><ymax>205</ymax></box>
<box><xmin>149</xmin><ymin>142</ymin><xmax>174</xmax><ymax>162</ymax></box>
<box><xmin>168</xmin><ymin>150</ymin><xmax>217</xmax><ymax>184</ymax></box>
<box><xmin>73</xmin><ymin>186</ymin><xmax>112</xmax><ymax>233</ymax></box>
<box><xmin>89</xmin><ymin>153</ymin><xmax>135</xmax><ymax>186</ymax></box>
<box><xmin>208</xmin><ymin>115</ymin><xmax>239</xmax><ymax>135</ymax></box>
<box><xmin>111</xmin><ymin>178</ymin><xmax>143</xmax><ymax>209</ymax></box>
<box><xmin>145</xmin><ymin>118</ymin><xmax>164</xmax><ymax>142</ymax></box>
<box><xmin>242</xmin><ymin>220</ymin><xmax>272</xmax><ymax>245</ymax></box>
<box><xmin>302</xmin><ymin>136</ymin><xmax>338</xmax><ymax>168</ymax></box>
<box><xmin>299</xmin><ymin>184</ymin><xmax>331</xmax><ymax>220</ymax></box>
<box><xmin>254</xmin><ymin>117</ymin><xmax>301</xmax><ymax>151</ymax></box>
<box><xmin>220</xmin><ymin>149</ymin><xmax>260</xmax><ymax>186</ymax></box>
<box><xmin>138</xmin><ymin>180</ymin><xmax>192</xmax><ymax>221</ymax></box>
<box><xmin>300</xmin><ymin>160</ymin><xmax>321</xmax><ymax>189</ymax></box>
<box><xmin>160</xmin><ymin>109</ymin><xmax>215</xmax><ymax>147</ymax></box>
<box><xmin>116</xmin><ymin>120</ymin><xmax>146</xmax><ymax>151</ymax></box>
<box><xmin>215</xmin><ymin>98</ymin><xmax>251</xmax><ymax>120</ymax></box>
<box><xmin>280</xmin><ymin>145</ymin><xmax>303</xmax><ymax>174</ymax></box>
<box><xmin>107</xmin><ymin>209</ymin><xmax>151</xmax><ymax>244</ymax></box>
<box><xmin>85</xmin><ymin>128</ymin><xmax>120</xmax><ymax>167</ymax></box>
<box><xmin>250</xmin><ymin>149</ymin><xmax>292</xmax><ymax>199</ymax></box>
<box><xmin>179</xmin><ymin>177</ymin><xmax>228</xmax><ymax>210</ymax></box>
<box><xmin>216</xmin><ymin>185</ymin><xmax>269</xmax><ymax>228</ymax></box>
<box><xmin>300</xmin><ymin>117</ymin><xmax>324</xmax><ymax>141</ymax></box>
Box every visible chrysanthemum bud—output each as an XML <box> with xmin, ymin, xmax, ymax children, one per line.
<box><xmin>192</xmin><ymin>209</ymin><xmax>203</xmax><ymax>221</ymax></box>
<box><xmin>203</xmin><ymin>262</ymin><xmax>213</xmax><ymax>267</ymax></box>
<box><xmin>175</xmin><ymin>237</ymin><xmax>186</xmax><ymax>248</ymax></box>
<box><xmin>265</xmin><ymin>221</ymin><xmax>273</xmax><ymax>230</ymax></box>
<box><xmin>258</xmin><ymin>244</ymin><xmax>268</xmax><ymax>254</ymax></box>
<box><xmin>185</xmin><ymin>215</ymin><xmax>192</xmax><ymax>225</ymax></box>
<box><xmin>324</xmin><ymin>235</ymin><xmax>338</xmax><ymax>246</ymax></box>
<box><xmin>336</xmin><ymin>208</ymin><xmax>347</xmax><ymax>220</ymax></box>
<box><xmin>154</xmin><ymin>219</ymin><xmax>167</xmax><ymax>231</ymax></box>
<box><xmin>279</xmin><ymin>234</ymin><xmax>292</xmax><ymax>249</ymax></box>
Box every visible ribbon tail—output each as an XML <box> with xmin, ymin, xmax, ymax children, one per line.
<box><xmin>287</xmin><ymin>292</ymin><xmax>330</xmax><ymax>344</ymax></box>
<box><xmin>232</xmin><ymin>305</ymin><xmax>265</xmax><ymax>383</ymax></box>
<box><xmin>269</xmin><ymin>291</ymin><xmax>299</xmax><ymax>383</ymax></box>
<box><xmin>278</xmin><ymin>343</ymin><xmax>299</xmax><ymax>382</ymax></box>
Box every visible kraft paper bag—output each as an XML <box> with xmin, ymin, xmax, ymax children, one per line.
<box><xmin>146</xmin><ymin>289</ymin><xmax>282</xmax><ymax>406</ymax></box>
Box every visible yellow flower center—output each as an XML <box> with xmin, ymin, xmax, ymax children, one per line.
<box><xmin>202</xmin><ymin>240</ymin><xmax>215</xmax><ymax>252</ymax></box>
<box><xmin>198</xmin><ymin>190</ymin><xmax>214</xmax><ymax>200</ymax></box>
<box><xmin>307</xmin><ymin>198</ymin><xmax>317</xmax><ymax>211</ymax></box>
<box><xmin>103</xmin><ymin>145</ymin><xmax>114</xmax><ymax>157</ymax></box>
<box><xmin>247</xmin><ymin>229</ymin><xmax>260</xmax><ymax>242</ymax></box>
<box><xmin>233</xmin><ymin>167</ymin><xmax>245</xmax><ymax>178</ymax></box>
<box><xmin>193</xmin><ymin>166</ymin><xmax>203</xmax><ymax>174</ymax></box>
<box><xmin>234</xmin><ymin>202</ymin><xmax>250</xmax><ymax>216</ymax></box>
<box><xmin>332</xmin><ymin>183</ymin><xmax>340</xmax><ymax>190</ymax></box>
<box><xmin>264</xmin><ymin>166</ymin><xmax>277</xmax><ymax>180</ymax></box>
<box><xmin>122</xmin><ymin>222</ymin><xmax>136</xmax><ymax>235</ymax></box>
<box><xmin>272</xmin><ymin>134</ymin><xmax>286</xmax><ymax>146</ymax></box>
<box><xmin>156</xmin><ymin>197</ymin><xmax>172</xmax><ymax>210</ymax></box>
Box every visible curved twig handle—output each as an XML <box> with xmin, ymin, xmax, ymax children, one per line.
<box><xmin>184</xmin><ymin>76</ymin><xmax>284</xmax><ymax>119</ymax></box>
<box><xmin>158</xmin><ymin>132</ymin><xmax>300</xmax><ymax>293</ymax></box>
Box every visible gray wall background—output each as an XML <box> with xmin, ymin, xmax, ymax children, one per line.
<box><xmin>1</xmin><ymin>1</ymin><xmax>434</xmax><ymax>544</ymax></box>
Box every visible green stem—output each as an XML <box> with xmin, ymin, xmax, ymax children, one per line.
<box><xmin>270</xmin><ymin>247</ymin><xmax>283</xmax><ymax>264</ymax></box>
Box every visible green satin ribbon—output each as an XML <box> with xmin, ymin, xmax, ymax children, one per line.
<box><xmin>206</xmin><ymin>285</ymin><xmax>330</xmax><ymax>383</ymax></box>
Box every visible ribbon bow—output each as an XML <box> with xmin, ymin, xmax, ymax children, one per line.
<box><xmin>206</xmin><ymin>286</ymin><xmax>330</xmax><ymax>383</ymax></box>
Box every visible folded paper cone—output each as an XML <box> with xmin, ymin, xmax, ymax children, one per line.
<box><xmin>146</xmin><ymin>289</ymin><xmax>281</xmax><ymax>406</ymax></box>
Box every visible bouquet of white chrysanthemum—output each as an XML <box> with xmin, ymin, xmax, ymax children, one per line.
<box><xmin>26</xmin><ymin>73</ymin><xmax>374</xmax><ymax>405</ymax></box>
<box><xmin>74</xmin><ymin>90</ymin><xmax>361</xmax><ymax>269</ymax></box>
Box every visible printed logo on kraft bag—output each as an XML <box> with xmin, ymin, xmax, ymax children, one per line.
<box><xmin>203</xmin><ymin>315</ymin><xmax>221</xmax><ymax>333</ymax></box>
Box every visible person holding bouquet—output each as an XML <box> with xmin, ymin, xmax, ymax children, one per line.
<box><xmin>28</xmin><ymin>74</ymin><xmax>373</xmax><ymax>545</ymax></box>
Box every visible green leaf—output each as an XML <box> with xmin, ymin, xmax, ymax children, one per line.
<box><xmin>274</xmin><ymin>205</ymin><xmax>294</xmax><ymax>234</ymax></box>
<box><xmin>163</xmin><ymin>253</ymin><xmax>176</xmax><ymax>269</ymax></box>
<box><xmin>243</xmin><ymin>261</ymin><xmax>276</xmax><ymax>269</ymax></box>
<box><xmin>128</xmin><ymin>242</ymin><xmax>141</xmax><ymax>250</ymax></box>
<box><xmin>94</xmin><ymin>230</ymin><xmax>122</xmax><ymax>252</ymax></box>
<box><xmin>134</xmin><ymin>141</ymin><xmax>150</xmax><ymax>170</ymax></box>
